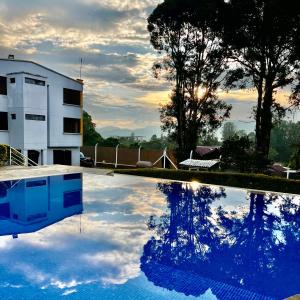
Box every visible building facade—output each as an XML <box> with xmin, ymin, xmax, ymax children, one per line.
<box><xmin>0</xmin><ymin>58</ymin><xmax>83</xmax><ymax>166</ymax></box>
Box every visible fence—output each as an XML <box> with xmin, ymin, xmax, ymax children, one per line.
<box><xmin>81</xmin><ymin>145</ymin><xmax>178</xmax><ymax>169</ymax></box>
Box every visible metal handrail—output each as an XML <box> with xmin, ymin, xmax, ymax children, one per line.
<box><xmin>8</xmin><ymin>146</ymin><xmax>39</xmax><ymax>167</ymax></box>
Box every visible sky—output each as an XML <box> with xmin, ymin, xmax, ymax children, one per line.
<box><xmin>0</xmin><ymin>0</ymin><xmax>299</xmax><ymax>139</ymax></box>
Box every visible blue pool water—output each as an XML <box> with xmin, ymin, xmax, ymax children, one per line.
<box><xmin>0</xmin><ymin>173</ymin><xmax>299</xmax><ymax>299</ymax></box>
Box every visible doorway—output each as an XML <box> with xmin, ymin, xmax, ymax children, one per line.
<box><xmin>53</xmin><ymin>150</ymin><xmax>72</xmax><ymax>165</ymax></box>
<box><xmin>28</xmin><ymin>150</ymin><xmax>40</xmax><ymax>165</ymax></box>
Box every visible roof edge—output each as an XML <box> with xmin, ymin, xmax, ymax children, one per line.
<box><xmin>0</xmin><ymin>58</ymin><xmax>83</xmax><ymax>85</ymax></box>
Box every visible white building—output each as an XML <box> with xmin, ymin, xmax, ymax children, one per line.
<box><xmin>0</xmin><ymin>57</ymin><xmax>83</xmax><ymax>166</ymax></box>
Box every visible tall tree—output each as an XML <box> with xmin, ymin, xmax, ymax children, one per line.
<box><xmin>269</xmin><ymin>121</ymin><xmax>300</xmax><ymax>163</ymax></box>
<box><xmin>148</xmin><ymin>0</ymin><xmax>231</xmax><ymax>161</ymax></box>
<box><xmin>222</xmin><ymin>122</ymin><xmax>237</xmax><ymax>141</ymax></box>
<box><xmin>289</xmin><ymin>143</ymin><xmax>300</xmax><ymax>169</ymax></box>
<box><xmin>82</xmin><ymin>110</ymin><xmax>103</xmax><ymax>146</ymax></box>
<box><xmin>222</xmin><ymin>0</ymin><xmax>300</xmax><ymax>167</ymax></box>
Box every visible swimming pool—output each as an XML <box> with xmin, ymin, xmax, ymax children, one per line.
<box><xmin>0</xmin><ymin>173</ymin><xmax>299</xmax><ymax>299</ymax></box>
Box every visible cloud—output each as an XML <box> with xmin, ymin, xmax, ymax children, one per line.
<box><xmin>218</xmin><ymin>88</ymin><xmax>291</xmax><ymax>106</ymax></box>
<box><xmin>0</xmin><ymin>0</ymin><xmax>173</xmax><ymax>131</ymax></box>
<box><xmin>0</xmin><ymin>0</ymin><xmax>298</xmax><ymax>134</ymax></box>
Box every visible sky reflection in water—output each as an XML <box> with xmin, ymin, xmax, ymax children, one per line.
<box><xmin>0</xmin><ymin>173</ymin><xmax>299</xmax><ymax>299</ymax></box>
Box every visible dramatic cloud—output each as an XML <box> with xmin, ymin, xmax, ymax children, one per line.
<box><xmin>0</xmin><ymin>0</ymin><xmax>298</xmax><ymax>138</ymax></box>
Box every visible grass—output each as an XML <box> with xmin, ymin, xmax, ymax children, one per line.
<box><xmin>114</xmin><ymin>168</ymin><xmax>300</xmax><ymax>194</ymax></box>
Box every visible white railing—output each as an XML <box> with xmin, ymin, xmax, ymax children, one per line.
<box><xmin>153</xmin><ymin>147</ymin><xmax>178</xmax><ymax>169</ymax></box>
<box><xmin>8</xmin><ymin>146</ymin><xmax>38</xmax><ymax>167</ymax></box>
<box><xmin>93</xmin><ymin>144</ymin><xmax>177</xmax><ymax>169</ymax></box>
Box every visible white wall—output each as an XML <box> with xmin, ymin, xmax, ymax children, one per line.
<box><xmin>23</xmin><ymin>74</ymin><xmax>48</xmax><ymax>150</ymax></box>
<box><xmin>48</xmin><ymin>77</ymin><xmax>82</xmax><ymax>148</ymax></box>
<box><xmin>71</xmin><ymin>148</ymin><xmax>80</xmax><ymax>166</ymax></box>
<box><xmin>0</xmin><ymin>132</ymin><xmax>9</xmax><ymax>144</ymax></box>
<box><xmin>0</xmin><ymin>95</ymin><xmax>8</xmax><ymax>112</ymax></box>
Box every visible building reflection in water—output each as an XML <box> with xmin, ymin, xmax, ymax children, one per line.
<box><xmin>141</xmin><ymin>182</ymin><xmax>300</xmax><ymax>300</ymax></box>
<box><xmin>0</xmin><ymin>173</ymin><xmax>83</xmax><ymax>237</ymax></box>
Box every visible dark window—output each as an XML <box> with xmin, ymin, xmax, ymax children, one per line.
<box><xmin>0</xmin><ymin>112</ymin><xmax>8</xmax><ymax>130</ymax></box>
<box><xmin>63</xmin><ymin>190</ymin><xmax>82</xmax><ymax>208</ymax></box>
<box><xmin>64</xmin><ymin>118</ymin><xmax>81</xmax><ymax>133</ymax></box>
<box><xmin>11</xmin><ymin>114</ymin><xmax>16</xmax><ymax>120</ymax></box>
<box><xmin>0</xmin><ymin>77</ymin><xmax>7</xmax><ymax>95</ymax></box>
<box><xmin>10</xmin><ymin>78</ymin><xmax>15</xmax><ymax>84</ymax></box>
<box><xmin>0</xmin><ymin>203</ymin><xmax>10</xmax><ymax>218</ymax></box>
<box><xmin>25</xmin><ymin>77</ymin><xmax>45</xmax><ymax>86</ymax></box>
<box><xmin>25</xmin><ymin>114</ymin><xmax>46</xmax><ymax>121</ymax></box>
<box><xmin>53</xmin><ymin>150</ymin><xmax>72</xmax><ymax>165</ymax></box>
<box><xmin>64</xmin><ymin>173</ymin><xmax>82</xmax><ymax>180</ymax></box>
<box><xmin>63</xmin><ymin>88</ymin><xmax>81</xmax><ymax>106</ymax></box>
<box><xmin>27</xmin><ymin>150</ymin><xmax>40</xmax><ymax>164</ymax></box>
<box><xmin>27</xmin><ymin>213</ymin><xmax>47</xmax><ymax>221</ymax></box>
<box><xmin>26</xmin><ymin>180</ymin><xmax>46</xmax><ymax>188</ymax></box>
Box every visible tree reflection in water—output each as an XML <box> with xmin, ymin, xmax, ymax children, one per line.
<box><xmin>141</xmin><ymin>182</ymin><xmax>300</xmax><ymax>299</ymax></box>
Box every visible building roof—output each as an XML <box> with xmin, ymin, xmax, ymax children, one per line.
<box><xmin>0</xmin><ymin>58</ymin><xmax>83</xmax><ymax>85</ymax></box>
<box><xmin>195</xmin><ymin>146</ymin><xmax>220</xmax><ymax>157</ymax></box>
<box><xmin>7</xmin><ymin>72</ymin><xmax>47</xmax><ymax>79</ymax></box>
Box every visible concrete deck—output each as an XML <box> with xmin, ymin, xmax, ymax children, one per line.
<box><xmin>0</xmin><ymin>165</ymin><xmax>113</xmax><ymax>181</ymax></box>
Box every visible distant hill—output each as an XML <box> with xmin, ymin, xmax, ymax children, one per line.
<box><xmin>97</xmin><ymin>121</ymin><xmax>255</xmax><ymax>141</ymax></box>
<box><xmin>97</xmin><ymin>126</ymin><xmax>162</xmax><ymax>140</ymax></box>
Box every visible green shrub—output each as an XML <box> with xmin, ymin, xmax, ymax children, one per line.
<box><xmin>115</xmin><ymin>169</ymin><xmax>300</xmax><ymax>194</ymax></box>
<box><xmin>0</xmin><ymin>144</ymin><xmax>8</xmax><ymax>166</ymax></box>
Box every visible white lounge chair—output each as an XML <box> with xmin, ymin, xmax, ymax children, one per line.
<box><xmin>180</xmin><ymin>150</ymin><xmax>220</xmax><ymax>170</ymax></box>
<box><xmin>180</xmin><ymin>158</ymin><xmax>220</xmax><ymax>170</ymax></box>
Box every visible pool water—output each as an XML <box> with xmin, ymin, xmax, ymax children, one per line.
<box><xmin>0</xmin><ymin>173</ymin><xmax>299</xmax><ymax>299</ymax></box>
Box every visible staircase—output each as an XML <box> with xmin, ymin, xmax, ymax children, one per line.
<box><xmin>7</xmin><ymin>146</ymin><xmax>38</xmax><ymax>167</ymax></box>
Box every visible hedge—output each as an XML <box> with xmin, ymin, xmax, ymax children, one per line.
<box><xmin>0</xmin><ymin>144</ymin><xmax>8</xmax><ymax>166</ymax></box>
<box><xmin>114</xmin><ymin>168</ymin><xmax>300</xmax><ymax>194</ymax></box>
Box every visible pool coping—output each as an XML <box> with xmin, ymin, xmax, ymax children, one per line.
<box><xmin>112</xmin><ymin>173</ymin><xmax>300</xmax><ymax>197</ymax></box>
<box><xmin>0</xmin><ymin>165</ymin><xmax>113</xmax><ymax>181</ymax></box>
<box><xmin>1</xmin><ymin>167</ymin><xmax>298</xmax><ymax>197</ymax></box>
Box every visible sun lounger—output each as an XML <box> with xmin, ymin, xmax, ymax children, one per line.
<box><xmin>180</xmin><ymin>158</ymin><xmax>220</xmax><ymax>170</ymax></box>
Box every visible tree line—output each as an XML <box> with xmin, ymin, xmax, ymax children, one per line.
<box><xmin>83</xmin><ymin>109</ymin><xmax>300</xmax><ymax>169</ymax></box>
<box><xmin>148</xmin><ymin>0</ymin><xmax>300</xmax><ymax>170</ymax></box>
<box><xmin>83</xmin><ymin>110</ymin><xmax>175</xmax><ymax>150</ymax></box>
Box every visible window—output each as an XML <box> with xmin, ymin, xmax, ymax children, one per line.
<box><xmin>25</xmin><ymin>114</ymin><xmax>46</xmax><ymax>121</ymax></box>
<box><xmin>63</xmin><ymin>88</ymin><xmax>81</xmax><ymax>106</ymax></box>
<box><xmin>63</xmin><ymin>190</ymin><xmax>82</xmax><ymax>208</ymax></box>
<box><xmin>26</xmin><ymin>180</ymin><xmax>46</xmax><ymax>188</ymax></box>
<box><xmin>64</xmin><ymin>173</ymin><xmax>81</xmax><ymax>181</ymax></box>
<box><xmin>0</xmin><ymin>203</ymin><xmax>10</xmax><ymax>218</ymax></box>
<box><xmin>64</xmin><ymin>117</ymin><xmax>81</xmax><ymax>133</ymax></box>
<box><xmin>11</xmin><ymin>114</ymin><xmax>16</xmax><ymax>120</ymax></box>
<box><xmin>25</xmin><ymin>77</ymin><xmax>45</xmax><ymax>86</ymax></box>
<box><xmin>27</xmin><ymin>213</ymin><xmax>47</xmax><ymax>222</ymax></box>
<box><xmin>0</xmin><ymin>77</ymin><xmax>7</xmax><ymax>95</ymax></box>
<box><xmin>10</xmin><ymin>78</ymin><xmax>15</xmax><ymax>84</ymax></box>
<box><xmin>53</xmin><ymin>150</ymin><xmax>72</xmax><ymax>165</ymax></box>
<box><xmin>0</xmin><ymin>112</ymin><xmax>8</xmax><ymax>130</ymax></box>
